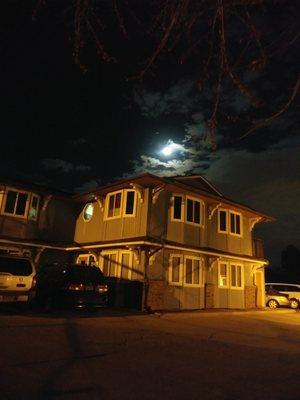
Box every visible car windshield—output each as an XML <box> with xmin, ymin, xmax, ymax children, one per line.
<box><xmin>67</xmin><ymin>265</ymin><xmax>106</xmax><ymax>285</ymax></box>
<box><xmin>0</xmin><ymin>257</ymin><xmax>33</xmax><ymax>276</ymax></box>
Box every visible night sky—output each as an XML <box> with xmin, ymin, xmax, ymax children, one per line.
<box><xmin>1</xmin><ymin>1</ymin><xmax>299</xmax><ymax>267</ymax></box>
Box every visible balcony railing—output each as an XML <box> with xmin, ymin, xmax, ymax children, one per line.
<box><xmin>252</xmin><ymin>238</ymin><xmax>264</xmax><ymax>259</ymax></box>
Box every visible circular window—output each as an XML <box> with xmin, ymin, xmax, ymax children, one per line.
<box><xmin>83</xmin><ymin>203</ymin><xmax>94</xmax><ymax>221</ymax></box>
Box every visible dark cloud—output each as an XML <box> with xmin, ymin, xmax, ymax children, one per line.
<box><xmin>42</xmin><ymin>158</ymin><xmax>91</xmax><ymax>173</ymax></box>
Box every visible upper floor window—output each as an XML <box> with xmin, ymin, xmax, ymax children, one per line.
<box><xmin>171</xmin><ymin>194</ymin><xmax>204</xmax><ymax>226</ymax></box>
<box><xmin>105</xmin><ymin>189</ymin><xmax>136</xmax><ymax>220</ymax></box>
<box><xmin>1</xmin><ymin>188</ymin><xmax>40</xmax><ymax>221</ymax></box>
<box><xmin>171</xmin><ymin>195</ymin><xmax>183</xmax><ymax>221</ymax></box>
<box><xmin>218</xmin><ymin>209</ymin><xmax>242</xmax><ymax>236</ymax></box>
<box><xmin>83</xmin><ymin>203</ymin><xmax>94</xmax><ymax>221</ymax></box>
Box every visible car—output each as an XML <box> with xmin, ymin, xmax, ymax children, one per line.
<box><xmin>0</xmin><ymin>254</ymin><xmax>36</xmax><ymax>307</ymax></box>
<box><xmin>265</xmin><ymin>286</ymin><xmax>290</xmax><ymax>309</ymax></box>
<box><xmin>35</xmin><ymin>263</ymin><xmax>108</xmax><ymax>312</ymax></box>
<box><xmin>265</xmin><ymin>283</ymin><xmax>300</xmax><ymax>309</ymax></box>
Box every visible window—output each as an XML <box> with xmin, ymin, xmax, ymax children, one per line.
<box><xmin>186</xmin><ymin>197</ymin><xmax>201</xmax><ymax>225</ymax></box>
<box><xmin>229</xmin><ymin>212</ymin><xmax>242</xmax><ymax>235</ymax></box>
<box><xmin>120</xmin><ymin>252</ymin><xmax>132</xmax><ymax>279</ymax></box>
<box><xmin>169</xmin><ymin>255</ymin><xmax>182</xmax><ymax>284</ymax></box>
<box><xmin>230</xmin><ymin>264</ymin><xmax>243</xmax><ymax>288</ymax></box>
<box><xmin>218</xmin><ymin>262</ymin><xmax>228</xmax><ymax>287</ymax></box>
<box><xmin>218</xmin><ymin>209</ymin><xmax>228</xmax><ymax>233</ymax></box>
<box><xmin>82</xmin><ymin>203</ymin><xmax>94</xmax><ymax>221</ymax></box>
<box><xmin>3</xmin><ymin>190</ymin><xmax>29</xmax><ymax>218</ymax></box>
<box><xmin>105</xmin><ymin>189</ymin><xmax>137</xmax><ymax>220</ymax></box>
<box><xmin>106</xmin><ymin>191</ymin><xmax>122</xmax><ymax>219</ymax></box>
<box><xmin>171</xmin><ymin>195</ymin><xmax>183</xmax><ymax>221</ymax></box>
<box><xmin>124</xmin><ymin>190</ymin><xmax>136</xmax><ymax>216</ymax></box>
<box><xmin>28</xmin><ymin>195</ymin><xmax>40</xmax><ymax>220</ymax></box>
<box><xmin>218</xmin><ymin>262</ymin><xmax>243</xmax><ymax>289</ymax></box>
<box><xmin>184</xmin><ymin>257</ymin><xmax>202</xmax><ymax>286</ymax></box>
<box><xmin>102</xmin><ymin>253</ymin><xmax>118</xmax><ymax>277</ymax></box>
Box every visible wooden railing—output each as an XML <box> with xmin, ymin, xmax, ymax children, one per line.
<box><xmin>252</xmin><ymin>238</ymin><xmax>264</xmax><ymax>259</ymax></box>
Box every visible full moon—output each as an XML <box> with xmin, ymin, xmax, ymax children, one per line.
<box><xmin>162</xmin><ymin>145</ymin><xmax>174</xmax><ymax>156</ymax></box>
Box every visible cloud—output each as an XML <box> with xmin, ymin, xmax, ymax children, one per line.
<box><xmin>134</xmin><ymin>80</ymin><xmax>197</xmax><ymax>118</ymax></box>
<box><xmin>42</xmin><ymin>158</ymin><xmax>91</xmax><ymax>173</ymax></box>
<box><xmin>70</xmin><ymin>137</ymin><xmax>88</xmax><ymax>146</ymax></box>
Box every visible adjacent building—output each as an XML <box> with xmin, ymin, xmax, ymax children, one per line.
<box><xmin>0</xmin><ymin>174</ymin><xmax>273</xmax><ymax>311</ymax></box>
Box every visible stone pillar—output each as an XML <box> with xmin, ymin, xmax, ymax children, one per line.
<box><xmin>146</xmin><ymin>280</ymin><xmax>167</xmax><ymax>311</ymax></box>
<box><xmin>244</xmin><ymin>285</ymin><xmax>257</xmax><ymax>309</ymax></box>
<box><xmin>205</xmin><ymin>283</ymin><xmax>215</xmax><ymax>308</ymax></box>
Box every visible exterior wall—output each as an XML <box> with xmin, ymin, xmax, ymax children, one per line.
<box><xmin>74</xmin><ymin>189</ymin><xmax>149</xmax><ymax>243</ymax></box>
<box><xmin>0</xmin><ymin>185</ymin><xmax>76</xmax><ymax>244</ymax></box>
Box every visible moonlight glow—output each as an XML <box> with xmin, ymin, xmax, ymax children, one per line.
<box><xmin>160</xmin><ymin>140</ymin><xmax>183</xmax><ymax>157</ymax></box>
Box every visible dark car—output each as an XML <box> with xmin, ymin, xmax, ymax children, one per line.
<box><xmin>35</xmin><ymin>263</ymin><xmax>108</xmax><ymax>312</ymax></box>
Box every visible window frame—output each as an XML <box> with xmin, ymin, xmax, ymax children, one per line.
<box><xmin>168</xmin><ymin>254</ymin><xmax>183</xmax><ymax>285</ymax></box>
<box><xmin>28</xmin><ymin>194</ymin><xmax>40</xmax><ymax>221</ymax></box>
<box><xmin>183</xmin><ymin>256</ymin><xmax>203</xmax><ymax>287</ymax></box>
<box><xmin>1</xmin><ymin>188</ymin><xmax>30</xmax><ymax>219</ymax></box>
<box><xmin>229</xmin><ymin>211</ymin><xmax>243</xmax><ymax>237</ymax></box>
<box><xmin>185</xmin><ymin>196</ymin><xmax>204</xmax><ymax>227</ymax></box>
<box><xmin>104</xmin><ymin>190</ymin><xmax>123</xmax><ymax>220</ymax></box>
<box><xmin>100</xmin><ymin>251</ymin><xmax>119</xmax><ymax>277</ymax></box>
<box><xmin>171</xmin><ymin>194</ymin><xmax>184</xmax><ymax>222</ymax></box>
<box><xmin>218</xmin><ymin>261</ymin><xmax>244</xmax><ymax>290</ymax></box>
<box><xmin>119</xmin><ymin>250</ymin><xmax>133</xmax><ymax>280</ymax></box>
<box><xmin>123</xmin><ymin>189</ymin><xmax>137</xmax><ymax>218</ymax></box>
<box><xmin>218</xmin><ymin>209</ymin><xmax>228</xmax><ymax>234</ymax></box>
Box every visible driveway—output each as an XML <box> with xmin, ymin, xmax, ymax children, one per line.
<box><xmin>0</xmin><ymin>308</ymin><xmax>299</xmax><ymax>400</ymax></box>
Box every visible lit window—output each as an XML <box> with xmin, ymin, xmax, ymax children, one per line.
<box><xmin>28</xmin><ymin>195</ymin><xmax>40</xmax><ymax>220</ymax></box>
<box><xmin>4</xmin><ymin>190</ymin><xmax>28</xmax><ymax>217</ymax></box>
<box><xmin>107</xmin><ymin>191</ymin><xmax>122</xmax><ymax>218</ymax></box>
<box><xmin>120</xmin><ymin>252</ymin><xmax>132</xmax><ymax>279</ymax></box>
<box><xmin>184</xmin><ymin>257</ymin><xmax>202</xmax><ymax>285</ymax></box>
<box><xmin>230</xmin><ymin>212</ymin><xmax>241</xmax><ymax>235</ymax></box>
<box><xmin>124</xmin><ymin>190</ymin><xmax>136</xmax><ymax>216</ymax></box>
<box><xmin>172</xmin><ymin>195</ymin><xmax>183</xmax><ymax>221</ymax></box>
<box><xmin>218</xmin><ymin>210</ymin><xmax>228</xmax><ymax>233</ymax></box>
<box><xmin>83</xmin><ymin>203</ymin><xmax>94</xmax><ymax>221</ymax></box>
<box><xmin>186</xmin><ymin>198</ymin><xmax>201</xmax><ymax>225</ymax></box>
<box><xmin>218</xmin><ymin>262</ymin><xmax>228</xmax><ymax>287</ymax></box>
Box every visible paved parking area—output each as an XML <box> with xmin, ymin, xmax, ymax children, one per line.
<box><xmin>0</xmin><ymin>308</ymin><xmax>299</xmax><ymax>400</ymax></box>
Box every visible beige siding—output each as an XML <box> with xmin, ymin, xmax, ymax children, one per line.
<box><xmin>74</xmin><ymin>189</ymin><xmax>149</xmax><ymax>243</ymax></box>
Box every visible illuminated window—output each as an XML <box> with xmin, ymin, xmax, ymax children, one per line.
<box><xmin>3</xmin><ymin>190</ymin><xmax>28</xmax><ymax>217</ymax></box>
<box><xmin>83</xmin><ymin>203</ymin><xmax>94</xmax><ymax>221</ymax></box>
<box><xmin>184</xmin><ymin>257</ymin><xmax>202</xmax><ymax>286</ymax></box>
<box><xmin>218</xmin><ymin>262</ymin><xmax>228</xmax><ymax>287</ymax></box>
<box><xmin>107</xmin><ymin>191</ymin><xmax>122</xmax><ymax>218</ymax></box>
<box><xmin>120</xmin><ymin>252</ymin><xmax>132</xmax><ymax>279</ymax></box>
<box><xmin>186</xmin><ymin>197</ymin><xmax>201</xmax><ymax>225</ymax></box>
<box><xmin>28</xmin><ymin>195</ymin><xmax>39</xmax><ymax>220</ymax></box>
<box><xmin>229</xmin><ymin>212</ymin><xmax>241</xmax><ymax>235</ymax></box>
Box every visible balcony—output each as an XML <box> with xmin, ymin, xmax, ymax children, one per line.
<box><xmin>252</xmin><ymin>238</ymin><xmax>264</xmax><ymax>259</ymax></box>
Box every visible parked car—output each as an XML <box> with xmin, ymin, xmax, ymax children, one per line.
<box><xmin>265</xmin><ymin>283</ymin><xmax>300</xmax><ymax>309</ymax></box>
<box><xmin>0</xmin><ymin>254</ymin><xmax>36</xmax><ymax>306</ymax></box>
<box><xmin>35</xmin><ymin>263</ymin><xmax>108</xmax><ymax>311</ymax></box>
<box><xmin>265</xmin><ymin>286</ymin><xmax>290</xmax><ymax>309</ymax></box>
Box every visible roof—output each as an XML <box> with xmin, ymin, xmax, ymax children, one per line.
<box><xmin>73</xmin><ymin>173</ymin><xmax>274</xmax><ymax>222</ymax></box>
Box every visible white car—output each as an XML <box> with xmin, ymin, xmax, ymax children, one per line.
<box><xmin>265</xmin><ymin>283</ymin><xmax>300</xmax><ymax>309</ymax></box>
<box><xmin>0</xmin><ymin>255</ymin><xmax>36</xmax><ymax>306</ymax></box>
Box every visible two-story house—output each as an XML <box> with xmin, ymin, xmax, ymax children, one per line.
<box><xmin>0</xmin><ymin>180</ymin><xmax>76</xmax><ymax>265</ymax></box>
<box><xmin>70</xmin><ymin>173</ymin><xmax>273</xmax><ymax>311</ymax></box>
